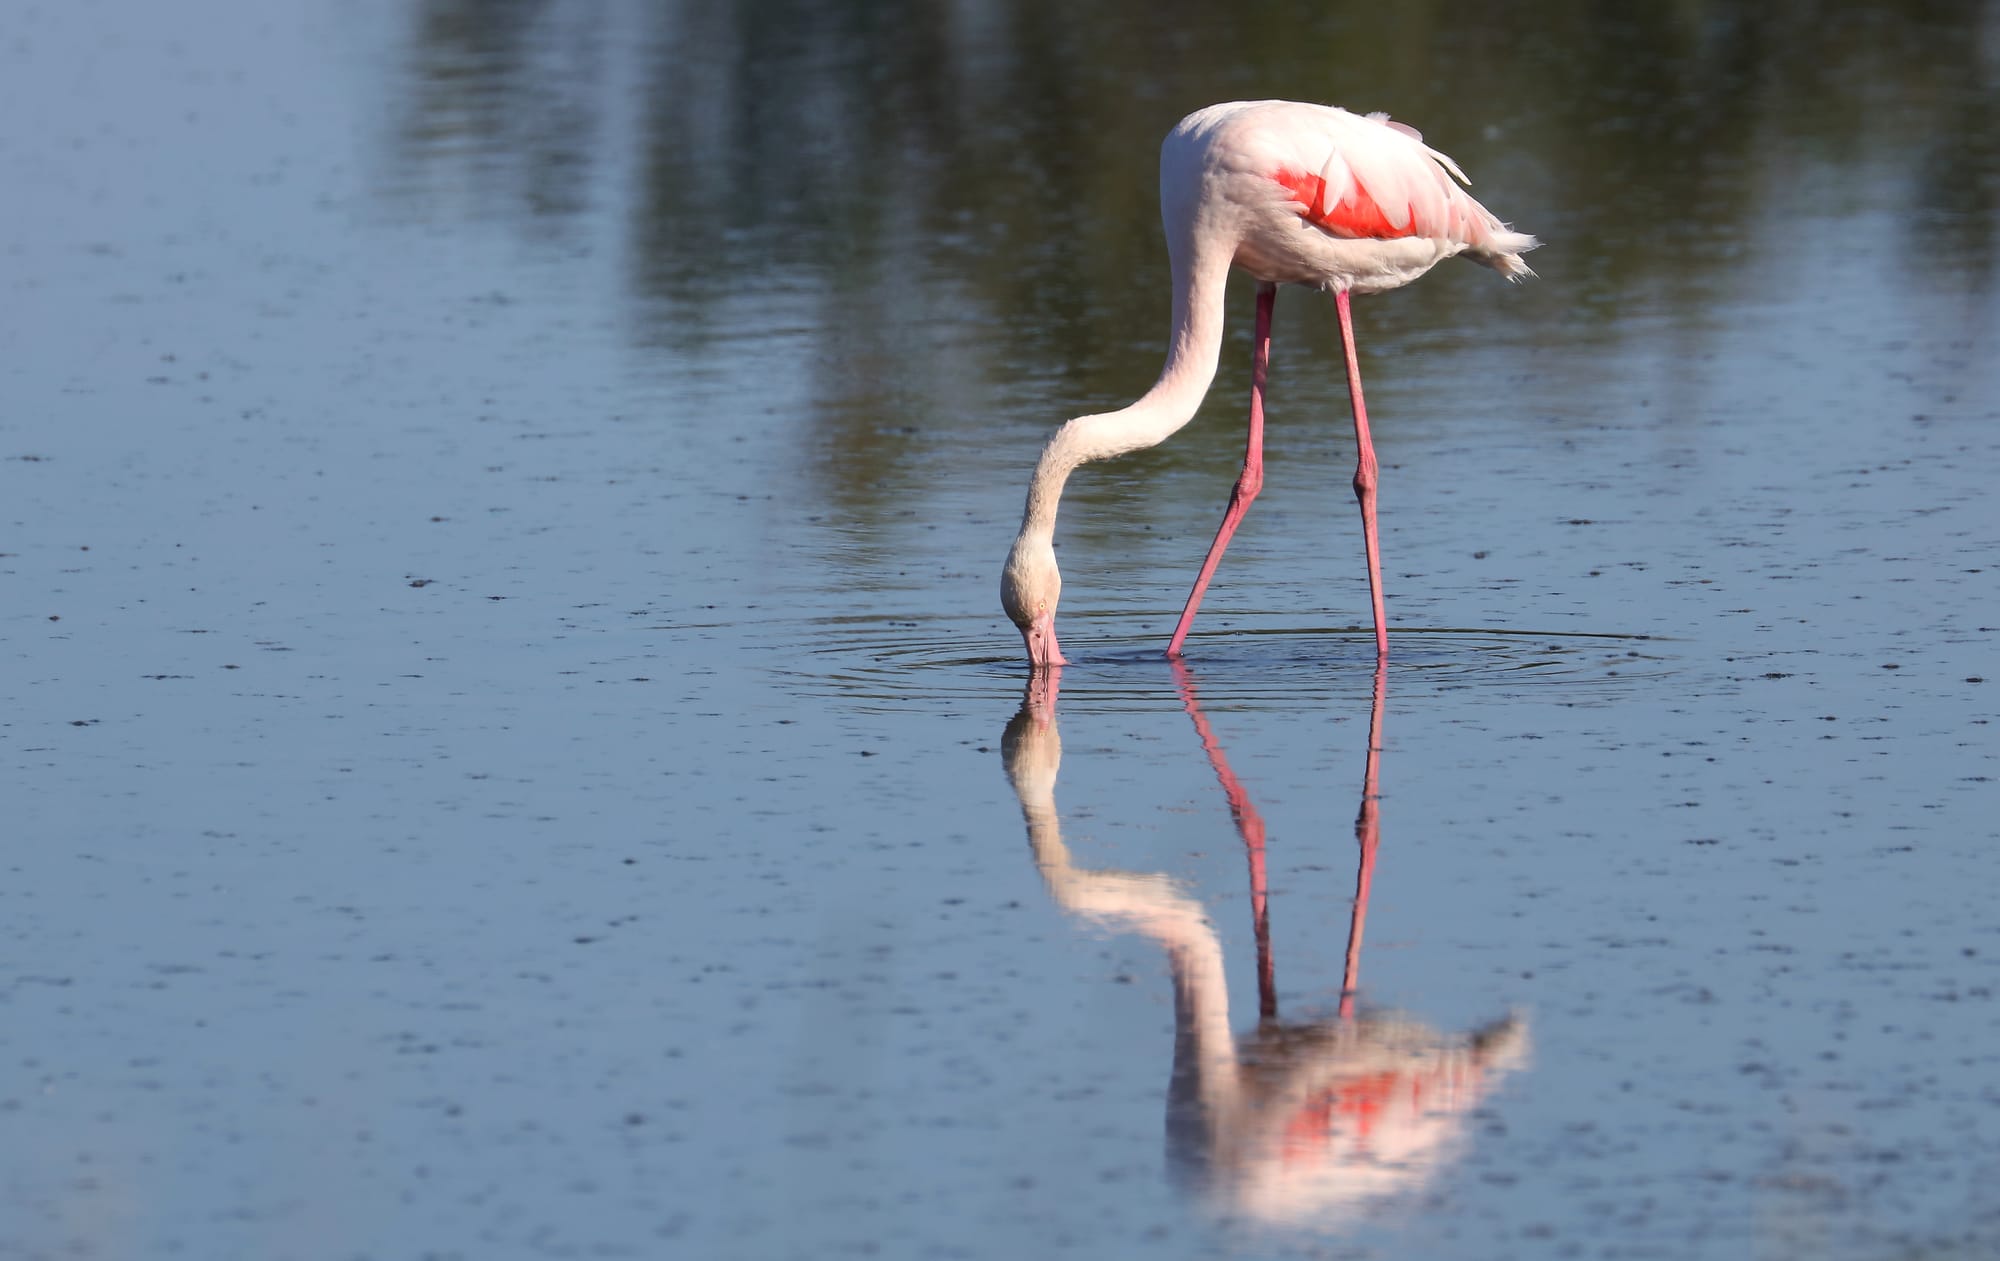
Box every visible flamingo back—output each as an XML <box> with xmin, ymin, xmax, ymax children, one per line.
<box><xmin>1165</xmin><ymin>101</ymin><xmax>1537</xmax><ymax>289</ymax></box>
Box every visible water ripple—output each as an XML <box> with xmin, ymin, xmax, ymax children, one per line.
<box><xmin>756</xmin><ymin>611</ymin><xmax>1675</xmax><ymax>712</ymax></box>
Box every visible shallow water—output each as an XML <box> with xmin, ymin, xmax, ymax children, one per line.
<box><xmin>4</xmin><ymin>2</ymin><xmax>1999</xmax><ymax>1258</ymax></box>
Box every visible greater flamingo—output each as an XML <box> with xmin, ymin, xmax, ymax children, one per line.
<box><xmin>1000</xmin><ymin>101</ymin><xmax>1538</xmax><ymax>667</ymax></box>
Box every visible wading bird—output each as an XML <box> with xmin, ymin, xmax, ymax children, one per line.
<box><xmin>1000</xmin><ymin>101</ymin><xmax>1537</xmax><ymax>667</ymax></box>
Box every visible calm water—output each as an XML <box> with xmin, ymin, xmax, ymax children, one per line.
<box><xmin>4</xmin><ymin>2</ymin><xmax>1998</xmax><ymax>1258</ymax></box>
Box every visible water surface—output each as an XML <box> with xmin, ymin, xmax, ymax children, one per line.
<box><xmin>3</xmin><ymin>2</ymin><xmax>1998</xmax><ymax>1258</ymax></box>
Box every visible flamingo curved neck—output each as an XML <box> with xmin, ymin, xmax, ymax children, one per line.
<box><xmin>1013</xmin><ymin>238</ymin><xmax>1233</xmax><ymax>547</ymax></box>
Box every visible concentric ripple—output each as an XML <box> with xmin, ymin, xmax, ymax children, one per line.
<box><xmin>755</xmin><ymin>610</ymin><xmax>1676</xmax><ymax>713</ymax></box>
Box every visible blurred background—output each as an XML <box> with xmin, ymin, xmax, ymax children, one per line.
<box><xmin>379</xmin><ymin>0</ymin><xmax>1997</xmax><ymax>496</ymax></box>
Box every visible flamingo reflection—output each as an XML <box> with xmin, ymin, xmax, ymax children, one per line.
<box><xmin>1001</xmin><ymin>664</ymin><xmax>1526</xmax><ymax>1228</ymax></box>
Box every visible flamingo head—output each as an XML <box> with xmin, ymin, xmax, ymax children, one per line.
<box><xmin>1001</xmin><ymin>535</ymin><xmax>1066</xmax><ymax>669</ymax></box>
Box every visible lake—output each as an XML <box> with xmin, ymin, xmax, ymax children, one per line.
<box><xmin>3</xmin><ymin>2</ymin><xmax>1997</xmax><ymax>1257</ymax></box>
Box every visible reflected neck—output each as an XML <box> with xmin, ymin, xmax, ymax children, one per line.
<box><xmin>1166</xmin><ymin>929</ymin><xmax>1243</xmax><ymax>1115</ymax></box>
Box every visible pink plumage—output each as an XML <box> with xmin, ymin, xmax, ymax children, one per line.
<box><xmin>1165</xmin><ymin>101</ymin><xmax>1537</xmax><ymax>293</ymax></box>
<box><xmin>1001</xmin><ymin>101</ymin><xmax>1537</xmax><ymax>668</ymax></box>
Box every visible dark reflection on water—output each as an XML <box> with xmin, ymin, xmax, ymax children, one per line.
<box><xmin>1002</xmin><ymin>663</ymin><xmax>1526</xmax><ymax>1232</ymax></box>
<box><xmin>390</xmin><ymin>0</ymin><xmax>1999</xmax><ymax>379</ymax></box>
<box><xmin>390</xmin><ymin>0</ymin><xmax>610</xmax><ymax>231</ymax></box>
<box><xmin>382</xmin><ymin>0</ymin><xmax>2000</xmax><ymax>627</ymax></box>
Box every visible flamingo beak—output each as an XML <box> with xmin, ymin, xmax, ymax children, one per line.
<box><xmin>1023</xmin><ymin>610</ymin><xmax>1067</xmax><ymax>669</ymax></box>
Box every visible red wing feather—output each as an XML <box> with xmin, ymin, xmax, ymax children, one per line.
<box><xmin>1272</xmin><ymin>167</ymin><xmax>1416</xmax><ymax>240</ymax></box>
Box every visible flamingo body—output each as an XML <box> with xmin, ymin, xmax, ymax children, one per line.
<box><xmin>1001</xmin><ymin>101</ymin><xmax>1536</xmax><ymax>667</ymax></box>
<box><xmin>1165</xmin><ymin>102</ymin><xmax>1535</xmax><ymax>293</ymax></box>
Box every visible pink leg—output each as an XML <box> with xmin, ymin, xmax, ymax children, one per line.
<box><xmin>1338</xmin><ymin>661</ymin><xmax>1387</xmax><ymax>1021</ymax></box>
<box><xmin>1335</xmin><ymin>290</ymin><xmax>1388</xmax><ymax>661</ymax></box>
<box><xmin>1167</xmin><ymin>282</ymin><xmax>1276</xmax><ymax>658</ymax></box>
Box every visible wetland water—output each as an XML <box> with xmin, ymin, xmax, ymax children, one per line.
<box><xmin>4</xmin><ymin>2</ymin><xmax>1998</xmax><ymax>1257</ymax></box>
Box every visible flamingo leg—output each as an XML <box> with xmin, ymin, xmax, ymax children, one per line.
<box><xmin>1166</xmin><ymin>281</ymin><xmax>1276</xmax><ymax>658</ymax></box>
<box><xmin>1335</xmin><ymin>289</ymin><xmax>1389</xmax><ymax>661</ymax></box>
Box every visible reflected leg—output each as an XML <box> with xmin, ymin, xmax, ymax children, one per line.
<box><xmin>1172</xmin><ymin>659</ymin><xmax>1277</xmax><ymax>1020</ymax></box>
<box><xmin>1339</xmin><ymin>661</ymin><xmax>1387</xmax><ymax>1021</ymax></box>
